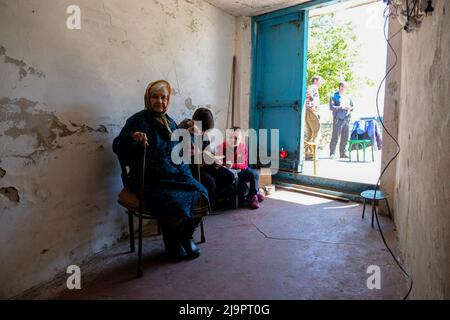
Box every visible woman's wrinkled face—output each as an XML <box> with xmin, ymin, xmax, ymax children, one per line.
<box><xmin>150</xmin><ymin>88</ymin><xmax>169</xmax><ymax>113</ymax></box>
<box><xmin>227</xmin><ymin>130</ymin><xmax>242</xmax><ymax>147</ymax></box>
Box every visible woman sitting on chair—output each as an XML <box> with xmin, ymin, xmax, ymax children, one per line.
<box><xmin>112</xmin><ymin>80</ymin><xmax>209</xmax><ymax>261</ymax></box>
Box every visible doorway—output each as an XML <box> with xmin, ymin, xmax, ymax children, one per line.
<box><xmin>251</xmin><ymin>0</ymin><xmax>387</xmax><ymax>187</ymax></box>
<box><xmin>302</xmin><ymin>0</ymin><xmax>387</xmax><ymax>184</ymax></box>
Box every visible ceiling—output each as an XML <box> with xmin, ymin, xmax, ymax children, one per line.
<box><xmin>204</xmin><ymin>0</ymin><xmax>312</xmax><ymax>17</ymax></box>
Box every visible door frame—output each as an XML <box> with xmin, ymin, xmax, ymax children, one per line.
<box><xmin>250</xmin><ymin>0</ymin><xmax>383</xmax><ymax>194</ymax></box>
<box><xmin>250</xmin><ymin>0</ymin><xmax>347</xmax><ymax>172</ymax></box>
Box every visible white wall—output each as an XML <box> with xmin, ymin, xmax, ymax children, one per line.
<box><xmin>0</xmin><ymin>0</ymin><xmax>235</xmax><ymax>298</ymax></box>
<box><xmin>382</xmin><ymin>1</ymin><xmax>450</xmax><ymax>299</ymax></box>
<box><xmin>380</xmin><ymin>18</ymin><xmax>402</xmax><ymax>215</ymax></box>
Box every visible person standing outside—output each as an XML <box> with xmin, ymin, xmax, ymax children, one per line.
<box><xmin>329</xmin><ymin>81</ymin><xmax>354</xmax><ymax>159</ymax></box>
<box><xmin>305</xmin><ymin>76</ymin><xmax>322</xmax><ymax>143</ymax></box>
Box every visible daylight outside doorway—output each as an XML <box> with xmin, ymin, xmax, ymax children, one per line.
<box><xmin>302</xmin><ymin>0</ymin><xmax>387</xmax><ymax>185</ymax></box>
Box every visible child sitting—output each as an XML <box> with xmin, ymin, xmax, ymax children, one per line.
<box><xmin>179</xmin><ymin>108</ymin><xmax>235</xmax><ymax>208</ymax></box>
<box><xmin>220</xmin><ymin>126</ymin><xmax>265</xmax><ymax>209</ymax></box>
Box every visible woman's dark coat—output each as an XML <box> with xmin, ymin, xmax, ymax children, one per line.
<box><xmin>113</xmin><ymin>109</ymin><xmax>209</xmax><ymax>222</ymax></box>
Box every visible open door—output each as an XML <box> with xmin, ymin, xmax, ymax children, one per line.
<box><xmin>252</xmin><ymin>11</ymin><xmax>308</xmax><ymax>172</ymax></box>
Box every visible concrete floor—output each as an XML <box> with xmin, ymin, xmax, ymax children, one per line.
<box><xmin>57</xmin><ymin>190</ymin><xmax>406</xmax><ymax>300</ymax></box>
<box><xmin>302</xmin><ymin>149</ymin><xmax>382</xmax><ymax>184</ymax></box>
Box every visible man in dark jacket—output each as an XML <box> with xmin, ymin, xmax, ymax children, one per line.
<box><xmin>329</xmin><ymin>81</ymin><xmax>354</xmax><ymax>159</ymax></box>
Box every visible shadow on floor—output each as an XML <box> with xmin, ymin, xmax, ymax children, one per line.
<box><xmin>57</xmin><ymin>190</ymin><xmax>406</xmax><ymax>300</ymax></box>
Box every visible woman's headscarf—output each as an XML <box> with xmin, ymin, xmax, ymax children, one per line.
<box><xmin>144</xmin><ymin>80</ymin><xmax>173</xmax><ymax>136</ymax></box>
<box><xmin>144</xmin><ymin>80</ymin><xmax>172</xmax><ymax>110</ymax></box>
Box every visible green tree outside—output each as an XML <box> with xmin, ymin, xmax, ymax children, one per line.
<box><xmin>307</xmin><ymin>13</ymin><xmax>374</xmax><ymax>104</ymax></box>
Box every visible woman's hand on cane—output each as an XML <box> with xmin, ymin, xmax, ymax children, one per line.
<box><xmin>132</xmin><ymin>132</ymin><xmax>149</xmax><ymax>146</ymax></box>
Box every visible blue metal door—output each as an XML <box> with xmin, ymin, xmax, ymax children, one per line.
<box><xmin>253</xmin><ymin>11</ymin><xmax>308</xmax><ymax>172</ymax></box>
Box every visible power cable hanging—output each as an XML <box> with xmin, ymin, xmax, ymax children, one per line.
<box><xmin>372</xmin><ymin>7</ymin><xmax>413</xmax><ymax>300</ymax></box>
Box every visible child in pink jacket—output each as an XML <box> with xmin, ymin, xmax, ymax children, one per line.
<box><xmin>220</xmin><ymin>127</ymin><xmax>265</xmax><ymax>209</ymax></box>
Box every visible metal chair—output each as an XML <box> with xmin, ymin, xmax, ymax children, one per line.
<box><xmin>360</xmin><ymin>189</ymin><xmax>392</xmax><ymax>228</ymax></box>
<box><xmin>304</xmin><ymin>141</ymin><xmax>317</xmax><ymax>176</ymax></box>
<box><xmin>117</xmin><ymin>145</ymin><xmax>208</xmax><ymax>277</ymax></box>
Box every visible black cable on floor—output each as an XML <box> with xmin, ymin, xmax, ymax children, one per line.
<box><xmin>251</xmin><ymin>220</ymin><xmax>364</xmax><ymax>247</ymax></box>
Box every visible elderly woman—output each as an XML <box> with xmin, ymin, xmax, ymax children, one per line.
<box><xmin>112</xmin><ymin>80</ymin><xmax>209</xmax><ymax>261</ymax></box>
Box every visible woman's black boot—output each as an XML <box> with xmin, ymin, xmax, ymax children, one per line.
<box><xmin>162</xmin><ymin>225</ymin><xmax>187</xmax><ymax>261</ymax></box>
<box><xmin>179</xmin><ymin>220</ymin><xmax>200</xmax><ymax>259</ymax></box>
<box><xmin>181</xmin><ymin>238</ymin><xmax>200</xmax><ymax>259</ymax></box>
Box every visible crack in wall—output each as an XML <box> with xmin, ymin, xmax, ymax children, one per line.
<box><xmin>184</xmin><ymin>97</ymin><xmax>211</xmax><ymax>111</ymax></box>
<box><xmin>188</xmin><ymin>17</ymin><xmax>200</xmax><ymax>33</ymax></box>
<box><xmin>0</xmin><ymin>45</ymin><xmax>45</xmax><ymax>80</ymax></box>
<box><xmin>0</xmin><ymin>186</ymin><xmax>19</xmax><ymax>203</ymax></box>
<box><xmin>99</xmin><ymin>2</ymin><xmax>138</xmax><ymax>51</ymax></box>
<box><xmin>69</xmin><ymin>121</ymin><xmax>108</xmax><ymax>134</ymax></box>
<box><xmin>0</xmin><ymin>97</ymin><xmax>109</xmax><ymax>163</ymax></box>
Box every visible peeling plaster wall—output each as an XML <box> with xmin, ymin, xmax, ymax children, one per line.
<box><xmin>384</xmin><ymin>1</ymin><xmax>450</xmax><ymax>299</ymax></box>
<box><xmin>0</xmin><ymin>0</ymin><xmax>235</xmax><ymax>298</ymax></box>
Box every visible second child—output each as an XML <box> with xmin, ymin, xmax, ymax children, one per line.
<box><xmin>220</xmin><ymin>127</ymin><xmax>265</xmax><ymax>209</ymax></box>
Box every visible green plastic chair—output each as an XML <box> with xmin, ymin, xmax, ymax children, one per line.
<box><xmin>348</xmin><ymin>139</ymin><xmax>374</xmax><ymax>162</ymax></box>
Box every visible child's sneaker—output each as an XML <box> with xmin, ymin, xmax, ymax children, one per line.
<box><xmin>250</xmin><ymin>195</ymin><xmax>260</xmax><ymax>209</ymax></box>
<box><xmin>257</xmin><ymin>192</ymin><xmax>265</xmax><ymax>203</ymax></box>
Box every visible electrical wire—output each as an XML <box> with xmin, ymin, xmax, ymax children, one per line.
<box><xmin>372</xmin><ymin>8</ymin><xmax>413</xmax><ymax>300</ymax></box>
